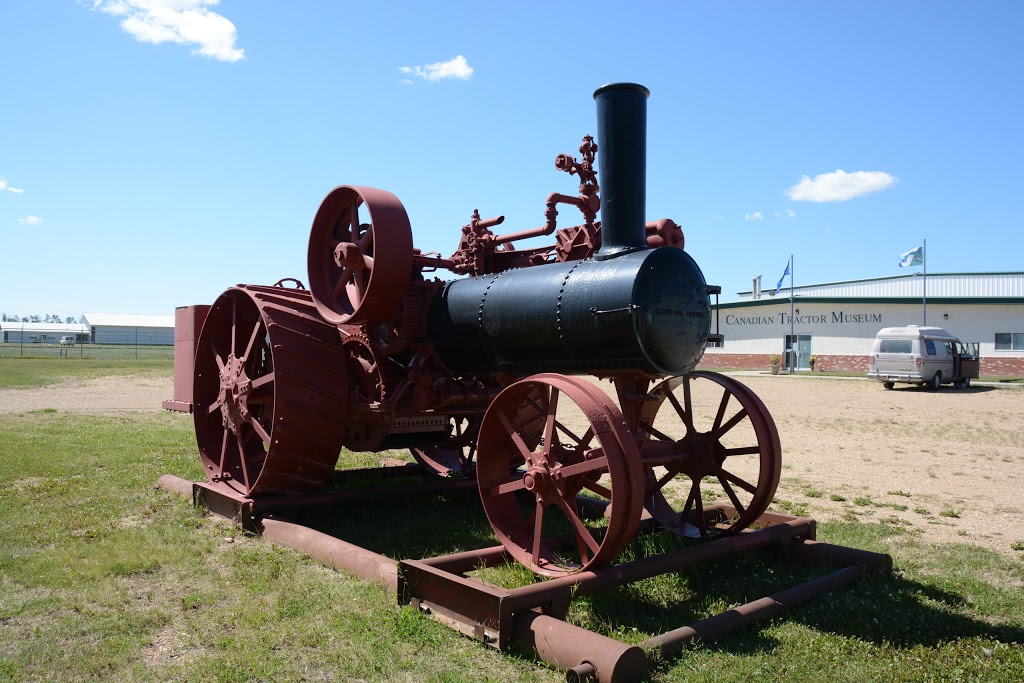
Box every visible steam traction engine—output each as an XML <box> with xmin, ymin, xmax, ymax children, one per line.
<box><xmin>190</xmin><ymin>83</ymin><xmax>782</xmax><ymax>577</ymax></box>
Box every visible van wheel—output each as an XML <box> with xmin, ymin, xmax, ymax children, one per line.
<box><xmin>930</xmin><ymin>372</ymin><xmax>942</xmax><ymax>390</ymax></box>
<box><xmin>883</xmin><ymin>381</ymin><xmax>894</xmax><ymax>390</ymax></box>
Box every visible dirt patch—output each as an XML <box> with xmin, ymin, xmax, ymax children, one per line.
<box><xmin>2</xmin><ymin>373</ymin><xmax>1022</xmax><ymax>557</ymax></box>
<box><xmin>713</xmin><ymin>375</ymin><xmax>1024</xmax><ymax>558</ymax></box>
<box><xmin>0</xmin><ymin>375</ymin><xmax>170</xmax><ymax>414</ymax></box>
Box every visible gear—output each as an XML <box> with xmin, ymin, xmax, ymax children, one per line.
<box><xmin>341</xmin><ymin>332</ymin><xmax>403</xmax><ymax>451</ymax></box>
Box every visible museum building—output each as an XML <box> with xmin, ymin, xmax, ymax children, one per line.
<box><xmin>697</xmin><ymin>272</ymin><xmax>1024</xmax><ymax>377</ymax></box>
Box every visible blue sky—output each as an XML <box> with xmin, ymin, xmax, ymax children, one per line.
<box><xmin>1</xmin><ymin>1</ymin><xmax>1022</xmax><ymax>317</ymax></box>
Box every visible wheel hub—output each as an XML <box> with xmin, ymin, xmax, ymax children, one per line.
<box><xmin>218</xmin><ymin>354</ymin><xmax>253</xmax><ymax>434</ymax></box>
<box><xmin>677</xmin><ymin>430</ymin><xmax>725</xmax><ymax>480</ymax></box>
<box><xmin>334</xmin><ymin>242</ymin><xmax>365</xmax><ymax>269</ymax></box>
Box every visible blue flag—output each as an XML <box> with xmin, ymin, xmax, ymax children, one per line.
<box><xmin>899</xmin><ymin>246</ymin><xmax>923</xmax><ymax>267</ymax></box>
<box><xmin>774</xmin><ymin>260</ymin><xmax>790</xmax><ymax>296</ymax></box>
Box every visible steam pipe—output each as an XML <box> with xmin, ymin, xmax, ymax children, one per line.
<box><xmin>593</xmin><ymin>83</ymin><xmax>650</xmax><ymax>260</ymax></box>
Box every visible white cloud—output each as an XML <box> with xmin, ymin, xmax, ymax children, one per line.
<box><xmin>785</xmin><ymin>170</ymin><xmax>897</xmax><ymax>202</ymax></box>
<box><xmin>0</xmin><ymin>178</ymin><xmax>24</xmax><ymax>193</ymax></box>
<box><xmin>744</xmin><ymin>211</ymin><xmax>764</xmax><ymax>221</ymax></box>
<box><xmin>18</xmin><ymin>216</ymin><xmax>43</xmax><ymax>225</ymax></box>
<box><xmin>773</xmin><ymin>209</ymin><xmax>797</xmax><ymax>219</ymax></box>
<box><xmin>398</xmin><ymin>55</ymin><xmax>474</xmax><ymax>83</ymax></box>
<box><xmin>90</xmin><ymin>0</ymin><xmax>244</xmax><ymax>63</ymax></box>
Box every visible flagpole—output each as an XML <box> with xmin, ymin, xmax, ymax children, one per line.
<box><xmin>789</xmin><ymin>254</ymin><xmax>795</xmax><ymax>374</ymax></box>
<box><xmin>922</xmin><ymin>238</ymin><xmax>927</xmax><ymax>326</ymax></box>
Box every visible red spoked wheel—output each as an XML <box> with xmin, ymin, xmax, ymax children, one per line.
<box><xmin>638</xmin><ymin>372</ymin><xmax>782</xmax><ymax>538</ymax></box>
<box><xmin>193</xmin><ymin>285</ymin><xmax>348</xmax><ymax>496</ymax></box>
<box><xmin>307</xmin><ymin>185</ymin><xmax>414</xmax><ymax>326</ymax></box>
<box><xmin>477</xmin><ymin>374</ymin><xmax>643</xmax><ymax>576</ymax></box>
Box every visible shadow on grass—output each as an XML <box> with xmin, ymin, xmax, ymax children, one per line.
<box><xmin>293</xmin><ymin>487</ymin><xmax>1023</xmax><ymax>673</ymax></box>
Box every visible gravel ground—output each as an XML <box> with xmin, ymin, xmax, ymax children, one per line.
<box><xmin>2</xmin><ymin>372</ymin><xmax>1021</xmax><ymax>557</ymax></box>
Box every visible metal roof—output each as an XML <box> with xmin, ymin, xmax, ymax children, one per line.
<box><xmin>0</xmin><ymin>321</ymin><xmax>90</xmax><ymax>334</ymax></box>
<box><xmin>740</xmin><ymin>272</ymin><xmax>1024</xmax><ymax>301</ymax></box>
<box><xmin>80</xmin><ymin>312</ymin><xmax>175</xmax><ymax>328</ymax></box>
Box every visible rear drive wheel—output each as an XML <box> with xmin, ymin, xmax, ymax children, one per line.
<box><xmin>930</xmin><ymin>372</ymin><xmax>942</xmax><ymax>390</ymax></box>
<box><xmin>883</xmin><ymin>381</ymin><xmax>894</xmax><ymax>390</ymax></box>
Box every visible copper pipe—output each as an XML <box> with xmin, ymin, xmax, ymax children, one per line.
<box><xmin>493</xmin><ymin>193</ymin><xmax>584</xmax><ymax>244</ymax></box>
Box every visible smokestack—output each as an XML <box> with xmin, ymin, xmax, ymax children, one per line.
<box><xmin>593</xmin><ymin>82</ymin><xmax>650</xmax><ymax>260</ymax></box>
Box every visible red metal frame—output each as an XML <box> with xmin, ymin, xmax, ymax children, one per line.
<box><xmin>159</xmin><ymin>473</ymin><xmax>891</xmax><ymax>683</ymax></box>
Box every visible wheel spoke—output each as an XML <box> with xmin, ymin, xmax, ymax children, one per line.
<box><xmin>712</xmin><ymin>388</ymin><xmax>731</xmax><ymax>434</ymax></box>
<box><xmin>572</xmin><ymin>426</ymin><xmax>595</xmax><ymax>457</ymax></box>
<box><xmin>241</xmin><ymin>319</ymin><xmax>264</xmax><ymax>364</ymax></box>
<box><xmin>207</xmin><ymin>400</ymin><xmax>222</xmax><ymax>415</ymax></box>
<box><xmin>531</xmin><ymin>502</ymin><xmax>545</xmax><ymax>567</ymax></box>
<box><xmin>250</xmin><ymin>372</ymin><xmax>275</xmax><ymax>391</ymax></box>
<box><xmin>645</xmin><ymin>424</ymin><xmax>678</xmax><ymax>444</ymax></box>
<box><xmin>347</xmin><ymin>272</ymin><xmax>367</xmax><ymax>309</ymax></box>
<box><xmin>679</xmin><ymin>479</ymin><xmax>698</xmax><ymax>527</ymax></box>
<box><xmin>713</xmin><ymin>408</ymin><xmax>749</xmax><ymax>438</ymax></box>
<box><xmin>555</xmin><ymin>495</ymin><xmax>600</xmax><ymax>556</ymax></box>
<box><xmin>555</xmin><ymin>454</ymin><xmax>608</xmax><ymax>479</ymax></box>
<box><xmin>236</xmin><ymin>435</ymin><xmax>251</xmax><ymax>489</ymax></box>
<box><xmin>682</xmin><ymin>376</ymin><xmax>694</xmax><ymax>427</ymax></box>
<box><xmin>647</xmin><ymin>467</ymin><xmax>678</xmax><ymax>496</ymax></box>
<box><xmin>542</xmin><ymin>388</ymin><xmax>559</xmax><ymax>453</ymax></box>
<box><xmin>489</xmin><ymin>475</ymin><xmax>528</xmax><ymax>496</ymax></box>
<box><xmin>691</xmin><ymin>479</ymin><xmax>707</xmax><ymax>536</ymax></box>
<box><xmin>553</xmin><ymin>419</ymin><xmax>583</xmax><ymax>445</ymax></box>
<box><xmin>718</xmin><ymin>475</ymin><xmax>746</xmax><ymax>515</ymax></box>
<box><xmin>230</xmin><ymin>296</ymin><xmax>237</xmax><ymax>356</ymax></box>
<box><xmin>210</xmin><ymin>341</ymin><xmax>226</xmax><ymax>372</ymax></box>
<box><xmin>334</xmin><ymin>267</ymin><xmax>355</xmax><ymax>297</ymax></box>
<box><xmin>357</xmin><ymin>221</ymin><xmax>373</xmax><ymax>250</ymax></box>
<box><xmin>248</xmin><ymin>416</ymin><xmax>271</xmax><ymax>447</ymax></box>
<box><xmin>723</xmin><ymin>445</ymin><xmax>761</xmax><ymax>456</ymax></box>
<box><xmin>667</xmin><ymin>390</ymin><xmax>692</xmax><ymax>431</ymax></box>
<box><xmin>217</xmin><ymin>429</ymin><xmax>229</xmax><ymax>477</ymax></box>
<box><xmin>718</xmin><ymin>467</ymin><xmax>757</xmax><ymax>494</ymax></box>
<box><xmin>581</xmin><ymin>479</ymin><xmax>613</xmax><ymax>500</ymax></box>
<box><xmin>498</xmin><ymin>411</ymin><xmax>536</xmax><ymax>463</ymax></box>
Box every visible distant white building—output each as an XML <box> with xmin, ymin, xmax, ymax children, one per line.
<box><xmin>80</xmin><ymin>312</ymin><xmax>175</xmax><ymax>345</ymax></box>
<box><xmin>699</xmin><ymin>272</ymin><xmax>1024</xmax><ymax>376</ymax></box>
<box><xmin>0</xmin><ymin>321</ymin><xmax>90</xmax><ymax>344</ymax></box>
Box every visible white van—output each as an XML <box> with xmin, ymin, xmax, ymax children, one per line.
<box><xmin>866</xmin><ymin>325</ymin><xmax>979</xmax><ymax>390</ymax></box>
<box><xmin>59</xmin><ymin>335</ymin><xmax>76</xmax><ymax>346</ymax></box>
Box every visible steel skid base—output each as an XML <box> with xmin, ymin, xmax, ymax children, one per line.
<box><xmin>157</xmin><ymin>471</ymin><xmax>891</xmax><ymax>683</ymax></box>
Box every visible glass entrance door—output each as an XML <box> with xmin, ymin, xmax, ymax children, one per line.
<box><xmin>784</xmin><ymin>334</ymin><xmax>812</xmax><ymax>370</ymax></box>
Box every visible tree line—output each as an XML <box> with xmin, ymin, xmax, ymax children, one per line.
<box><xmin>0</xmin><ymin>313</ymin><xmax>77</xmax><ymax>324</ymax></box>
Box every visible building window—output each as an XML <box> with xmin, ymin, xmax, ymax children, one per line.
<box><xmin>995</xmin><ymin>333</ymin><xmax>1024</xmax><ymax>351</ymax></box>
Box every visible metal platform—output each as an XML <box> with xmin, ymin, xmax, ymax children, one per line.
<box><xmin>158</xmin><ymin>472</ymin><xmax>891</xmax><ymax>683</ymax></box>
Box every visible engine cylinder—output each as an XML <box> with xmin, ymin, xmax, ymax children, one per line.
<box><xmin>427</xmin><ymin>246</ymin><xmax>711</xmax><ymax>377</ymax></box>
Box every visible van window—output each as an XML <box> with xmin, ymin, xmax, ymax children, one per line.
<box><xmin>879</xmin><ymin>339</ymin><xmax>913</xmax><ymax>354</ymax></box>
<box><xmin>924</xmin><ymin>339</ymin><xmax>936</xmax><ymax>355</ymax></box>
<box><xmin>943</xmin><ymin>341</ymin><xmax>953</xmax><ymax>356</ymax></box>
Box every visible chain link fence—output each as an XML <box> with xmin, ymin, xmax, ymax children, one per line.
<box><xmin>0</xmin><ymin>340</ymin><xmax>173</xmax><ymax>360</ymax></box>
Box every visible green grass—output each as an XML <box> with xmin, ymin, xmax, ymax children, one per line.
<box><xmin>1</xmin><ymin>411</ymin><xmax>1022</xmax><ymax>682</ymax></box>
<box><xmin>0</xmin><ymin>357</ymin><xmax>173</xmax><ymax>388</ymax></box>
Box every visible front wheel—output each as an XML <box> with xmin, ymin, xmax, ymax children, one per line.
<box><xmin>883</xmin><ymin>381</ymin><xmax>895</xmax><ymax>390</ymax></box>
<box><xmin>930</xmin><ymin>372</ymin><xmax>942</xmax><ymax>391</ymax></box>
